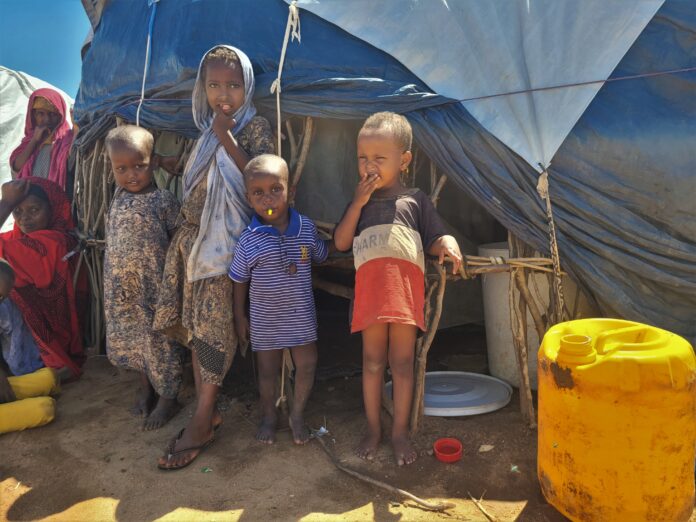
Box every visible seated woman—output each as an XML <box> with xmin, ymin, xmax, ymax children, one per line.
<box><xmin>0</xmin><ymin>177</ymin><xmax>85</xmax><ymax>381</ymax></box>
<box><xmin>10</xmin><ymin>88</ymin><xmax>74</xmax><ymax>192</ymax></box>
<box><xmin>0</xmin><ymin>259</ymin><xmax>61</xmax><ymax>434</ymax></box>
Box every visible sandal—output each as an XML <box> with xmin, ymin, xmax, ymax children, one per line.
<box><xmin>164</xmin><ymin>420</ymin><xmax>222</xmax><ymax>455</ymax></box>
<box><xmin>158</xmin><ymin>430</ymin><xmax>215</xmax><ymax>471</ymax></box>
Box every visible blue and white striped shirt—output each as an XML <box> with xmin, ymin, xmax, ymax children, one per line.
<box><xmin>229</xmin><ymin>208</ymin><xmax>329</xmax><ymax>350</ymax></box>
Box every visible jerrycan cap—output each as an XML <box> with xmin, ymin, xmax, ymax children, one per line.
<box><xmin>557</xmin><ymin>334</ymin><xmax>596</xmax><ymax>366</ymax></box>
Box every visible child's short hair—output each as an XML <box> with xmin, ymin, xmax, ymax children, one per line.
<box><xmin>0</xmin><ymin>258</ymin><xmax>15</xmax><ymax>284</ymax></box>
<box><xmin>243</xmin><ymin>154</ymin><xmax>289</xmax><ymax>183</ymax></box>
<box><xmin>202</xmin><ymin>46</ymin><xmax>241</xmax><ymax>75</ymax></box>
<box><xmin>359</xmin><ymin>112</ymin><xmax>412</xmax><ymax>151</ymax></box>
<box><xmin>105</xmin><ymin>124</ymin><xmax>154</xmax><ymax>158</ymax></box>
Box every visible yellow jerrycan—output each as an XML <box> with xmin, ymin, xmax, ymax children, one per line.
<box><xmin>537</xmin><ymin>318</ymin><xmax>695</xmax><ymax>521</ymax></box>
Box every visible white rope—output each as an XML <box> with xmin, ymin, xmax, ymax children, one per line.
<box><xmin>270</xmin><ymin>1</ymin><xmax>301</xmax><ymax>154</ymax></box>
<box><xmin>136</xmin><ymin>0</ymin><xmax>160</xmax><ymax>127</ymax></box>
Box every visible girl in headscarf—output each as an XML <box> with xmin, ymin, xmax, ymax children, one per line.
<box><xmin>155</xmin><ymin>45</ymin><xmax>274</xmax><ymax>470</ymax></box>
<box><xmin>10</xmin><ymin>88</ymin><xmax>74</xmax><ymax>191</ymax></box>
<box><xmin>0</xmin><ymin>178</ymin><xmax>86</xmax><ymax>380</ymax></box>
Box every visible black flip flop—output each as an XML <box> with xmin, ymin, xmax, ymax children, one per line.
<box><xmin>158</xmin><ymin>432</ymin><xmax>215</xmax><ymax>471</ymax></box>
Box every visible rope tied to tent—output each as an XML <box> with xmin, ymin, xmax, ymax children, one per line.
<box><xmin>136</xmin><ymin>0</ymin><xmax>160</xmax><ymax>127</ymax></box>
<box><xmin>270</xmin><ymin>0</ymin><xmax>301</xmax><ymax>154</ymax></box>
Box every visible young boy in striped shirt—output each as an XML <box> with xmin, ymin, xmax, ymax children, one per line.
<box><xmin>230</xmin><ymin>154</ymin><xmax>329</xmax><ymax>445</ymax></box>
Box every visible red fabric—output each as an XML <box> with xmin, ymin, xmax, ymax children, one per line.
<box><xmin>9</xmin><ymin>88</ymin><xmax>74</xmax><ymax>190</ymax></box>
<box><xmin>0</xmin><ymin>178</ymin><xmax>85</xmax><ymax>376</ymax></box>
<box><xmin>351</xmin><ymin>258</ymin><xmax>425</xmax><ymax>333</ymax></box>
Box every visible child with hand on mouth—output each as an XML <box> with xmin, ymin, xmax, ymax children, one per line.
<box><xmin>154</xmin><ymin>45</ymin><xmax>274</xmax><ymax>470</ymax></box>
<box><xmin>230</xmin><ymin>154</ymin><xmax>329</xmax><ymax>446</ymax></box>
<box><xmin>103</xmin><ymin>125</ymin><xmax>183</xmax><ymax>431</ymax></box>
<box><xmin>334</xmin><ymin>112</ymin><xmax>463</xmax><ymax>466</ymax></box>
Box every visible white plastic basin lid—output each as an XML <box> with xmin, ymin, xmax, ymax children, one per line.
<box><xmin>386</xmin><ymin>371</ymin><xmax>512</xmax><ymax>416</ymax></box>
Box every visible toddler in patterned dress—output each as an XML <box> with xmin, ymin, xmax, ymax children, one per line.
<box><xmin>103</xmin><ymin>125</ymin><xmax>183</xmax><ymax>431</ymax></box>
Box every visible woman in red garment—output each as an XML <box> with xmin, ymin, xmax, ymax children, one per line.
<box><xmin>10</xmin><ymin>88</ymin><xmax>74</xmax><ymax>191</ymax></box>
<box><xmin>0</xmin><ymin>177</ymin><xmax>85</xmax><ymax>379</ymax></box>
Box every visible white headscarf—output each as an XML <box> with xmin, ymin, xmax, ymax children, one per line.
<box><xmin>184</xmin><ymin>45</ymin><xmax>256</xmax><ymax>282</ymax></box>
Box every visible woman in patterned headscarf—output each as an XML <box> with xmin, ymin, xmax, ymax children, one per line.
<box><xmin>10</xmin><ymin>88</ymin><xmax>74</xmax><ymax>191</ymax></box>
<box><xmin>154</xmin><ymin>45</ymin><xmax>274</xmax><ymax>470</ymax></box>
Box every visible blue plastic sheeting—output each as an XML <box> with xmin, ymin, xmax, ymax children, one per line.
<box><xmin>73</xmin><ymin>0</ymin><xmax>449</xmax><ymax>146</ymax></box>
<box><xmin>411</xmin><ymin>1</ymin><xmax>696</xmax><ymax>340</ymax></box>
<box><xmin>550</xmin><ymin>2</ymin><xmax>696</xmax><ymax>338</ymax></box>
<box><xmin>74</xmin><ymin>0</ymin><xmax>695</xmax><ymax>341</ymax></box>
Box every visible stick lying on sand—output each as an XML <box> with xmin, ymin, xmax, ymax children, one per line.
<box><xmin>468</xmin><ymin>491</ymin><xmax>498</xmax><ymax>522</ymax></box>
<box><xmin>312</xmin><ymin>429</ymin><xmax>455</xmax><ymax>512</ymax></box>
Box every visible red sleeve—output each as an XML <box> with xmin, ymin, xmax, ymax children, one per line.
<box><xmin>0</xmin><ymin>231</ymin><xmax>65</xmax><ymax>288</ymax></box>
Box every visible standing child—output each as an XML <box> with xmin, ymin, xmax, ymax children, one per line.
<box><xmin>104</xmin><ymin>125</ymin><xmax>183</xmax><ymax>430</ymax></box>
<box><xmin>154</xmin><ymin>46</ymin><xmax>274</xmax><ymax>470</ymax></box>
<box><xmin>334</xmin><ymin>112</ymin><xmax>462</xmax><ymax>465</ymax></box>
<box><xmin>230</xmin><ymin>155</ymin><xmax>328</xmax><ymax>445</ymax></box>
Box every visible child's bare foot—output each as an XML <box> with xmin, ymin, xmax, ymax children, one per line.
<box><xmin>130</xmin><ymin>387</ymin><xmax>155</xmax><ymax>418</ymax></box>
<box><xmin>356</xmin><ymin>428</ymin><xmax>381</xmax><ymax>460</ymax></box>
<box><xmin>392</xmin><ymin>434</ymin><xmax>417</xmax><ymax>466</ymax></box>
<box><xmin>289</xmin><ymin>414</ymin><xmax>311</xmax><ymax>445</ymax></box>
<box><xmin>256</xmin><ymin>414</ymin><xmax>277</xmax><ymax>444</ymax></box>
<box><xmin>142</xmin><ymin>398</ymin><xmax>180</xmax><ymax>431</ymax></box>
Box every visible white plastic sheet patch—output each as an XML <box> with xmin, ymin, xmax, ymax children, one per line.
<box><xmin>294</xmin><ymin>0</ymin><xmax>664</xmax><ymax>171</ymax></box>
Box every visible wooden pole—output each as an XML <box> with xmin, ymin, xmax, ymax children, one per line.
<box><xmin>410</xmin><ymin>262</ymin><xmax>447</xmax><ymax>435</ymax></box>
<box><xmin>291</xmin><ymin>116</ymin><xmax>313</xmax><ymax>192</ymax></box>
<box><xmin>536</xmin><ymin>169</ymin><xmax>566</xmax><ymax>325</ymax></box>
<box><xmin>513</xmin><ymin>269</ymin><xmax>546</xmax><ymax>345</ymax></box>
<box><xmin>508</xmin><ymin>268</ymin><xmax>535</xmax><ymax>427</ymax></box>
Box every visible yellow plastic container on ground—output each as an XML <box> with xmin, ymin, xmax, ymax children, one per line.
<box><xmin>537</xmin><ymin>318</ymin><xmax>696</xmax><ymax>521</ymax></box>
<box><xmin>0</xmin><ymin>368</ymin><xmax>59</xmax><ymax>434</ymax></box>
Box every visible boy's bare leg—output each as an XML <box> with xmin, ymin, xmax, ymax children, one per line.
<box><xmin>388</xmin><ymin>323</ymin><xmax>418</xmax><ymax>466</ymax></box>
<box><xmin>158</xmin><ymin>351</ymin><xmax>218</xmax><ymax>469</ymax></box>
<box><xmin>356</xmin><ymin>323</ymin><xmax>388</xmax><ymax>460</ymax></box>
<box><xmin>256</xmin><ymin>349</ymin><xmax>283</xmax><ymax>444</ymax></box>
<box><xmin>288</xmin><ymin>343</ymin><xmax>317</xmax><ymax>444</ymax></box>
<box><xmin>131</xmin><ymin>371</ymin><xmax>156</xmax><ymax>417</ymax></box>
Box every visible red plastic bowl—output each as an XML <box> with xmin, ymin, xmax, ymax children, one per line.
<box><xmin>433</xmin><ymin>438</ymin><xmax>463</xmax><ymax>463</ymax></box>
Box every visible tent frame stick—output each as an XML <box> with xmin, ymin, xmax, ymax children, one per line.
<box><xmin>536</xmin><ymin>169</ymin><xmax>566</xmax><ymax>324</ymax></box>
<box><xmin>509</xmin><ymin>234</ymin><xmax>537</xmax><ymax>428</ymax></box>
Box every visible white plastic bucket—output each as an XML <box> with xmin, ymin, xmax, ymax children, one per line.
<box><xmin>479</xmin><ymin>242</ymin><xmax>541</xmax><ymax>389</ymax></box>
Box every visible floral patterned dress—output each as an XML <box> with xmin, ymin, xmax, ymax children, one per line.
<box><xmin>153</xmin><ymin>116</ymin><xmax>274</xmax><ymax>386</ymax></box>
<box><xmin>104</xmin><ymin>188</ymin><xmax>183</xmax><ymax>398</ymax></box>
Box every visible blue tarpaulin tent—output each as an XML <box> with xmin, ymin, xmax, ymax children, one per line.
<box><xmin>74</xmin><ymin>0</ymin><xmax>696</xmax><ymax>341</ymax></box>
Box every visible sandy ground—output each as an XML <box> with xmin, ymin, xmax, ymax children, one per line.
<box><xmin>2</xmin><ymin>350</ymin><xmax>572</xmax><ymax>522</ymax></box>
<box><xmin>2</xmin><ymin>315</ymin><xmax>694</xmax><ymax>522</ymax></box>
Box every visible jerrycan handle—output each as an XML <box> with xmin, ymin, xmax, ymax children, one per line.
<box><xmin>594</xmin><ymin>325</ymin><xmax>652</xmax><ymax>354</ymax></box>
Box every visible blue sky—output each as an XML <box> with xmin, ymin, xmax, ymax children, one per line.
<box><xmin>0</xmin><ymin>0</ymin><xmax>90</xmax><ymax>97</ymax></box>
